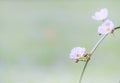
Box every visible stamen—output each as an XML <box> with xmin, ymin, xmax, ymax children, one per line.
<box><xmin>106</xmin><ymin>27</ymin><xmax>110</xmax><ymax>31</ymax></box>
<box><xmin>77</xmin><ymin>54</ymin><xmax>81</xmax><ymax>58</ymax></box>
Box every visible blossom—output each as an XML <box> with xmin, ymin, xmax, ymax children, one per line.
<box><xmin>69</xmin><ymin>47</ymin><xmax>86</xmax><ymax>62</ymax></box>
<box><xmin>98</xmin><ymin>19</ymin><xmax>114</xmax><ymax>35</ymax></box>
<box><xmin>92</xmin><ymin>8</ymin><xmax>108</xmax><ymax>21</ymax></box>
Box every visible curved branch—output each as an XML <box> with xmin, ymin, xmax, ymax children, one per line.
<box><xmin>79</xmin><ymin>26</ymin><xmax>120</xmax><ymax>83</ymax></box>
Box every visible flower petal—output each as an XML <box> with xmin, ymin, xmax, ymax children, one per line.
<box><xmin>69</xmin><ymin>47</ymin><xmax>86</xmax><ymax>60</ymax></box>
<box><xmin>92</xmin><ymin>8</ymin><xmax>108</xmax><ymax>21</ymax></box>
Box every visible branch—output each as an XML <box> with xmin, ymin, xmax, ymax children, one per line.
<box><xmin>79</xmin><ymin>26</ymin><xmax>120</xmax><ymax>83</ymax></box>
<box><xmin>115</xmin><ymin>26</ymin><xmax>120</xmax><ymax>30</ymax></box>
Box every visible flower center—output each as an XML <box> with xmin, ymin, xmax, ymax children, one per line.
<box><xmin>106</xmin><ymin>27</ymin><xmax>110</xmax><ymax>32</ymax></box>
<box><xmin>77</xmin><ymin>54</ymin><xmax>81</xmax><ymax>58</ymax></box>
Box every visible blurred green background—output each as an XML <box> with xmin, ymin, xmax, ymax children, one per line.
<box><xmin>0</xmin><ymin>0</ymin><xmax>120</xmax><ymax>83</ymax></box>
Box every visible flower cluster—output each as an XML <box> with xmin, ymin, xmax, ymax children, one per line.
<box><xmin>92</xmin><ymin>8</ymin><xmax>114</xmax><ymax>35</ymax></box>
<box><xmin>69</xmin><ymin>8</ymin><xmax>115</xmax><ymax>63</ymax></box>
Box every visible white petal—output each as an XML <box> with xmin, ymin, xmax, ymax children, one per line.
<box><xmin>92</xmin><ymin>8</ymin><xmax>108</xmax><ymax>21</ymax></box>
<box><xmin>98</xmin><ymin>25</ymin><xmax>108</xmax><ymax>35</ymax></box>
<box><xmin>69</xmin><ymin>47</ymin><xmax>86</xmax><ymax>59</ymax></box>
<box><xmin>103</xmin><ymin>19</ymin><xmax>114</xmax><ymax>29</ymax></box>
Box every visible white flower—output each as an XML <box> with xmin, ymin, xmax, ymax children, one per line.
<box><xmin>69</xmin><ymin>47</ymin><xmax>86</xmax><ymax>60</ymax></box>
<box><xmin>98</xmin><ymin>19</ymin><xmax>114</xmax><ymax>35</ymax></box>
<box><xmin>92</xmin><ymin>8</ymin><xmax>108</xmax><ymax>21</ymax></box>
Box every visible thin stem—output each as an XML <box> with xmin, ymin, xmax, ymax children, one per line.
<box><xmin>79</xmin><ymin>59</ymin><xmax>89</xmax><ymax>83</ymax></box>
<box><xmin>115</xmin><ymin>26</ymin><xmax>120</xmax><ymax>30</ymax></box>
<box><xmin>79</xmin><ymin>34</ymin><xmax>107</xmax><ymax>83</ymax></box>
<box><xmin>90</xmin><ymin>34</ymin><xmax>108</xmax><ymax>55</ymax></box>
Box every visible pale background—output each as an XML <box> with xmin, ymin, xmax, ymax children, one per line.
<box><xmin>0</xmin><ymin>0</ymin><xmax>120</xmax><ymax>83</ymax></box>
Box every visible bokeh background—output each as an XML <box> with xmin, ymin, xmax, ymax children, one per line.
<box><xmin>0</xmin><ymin>0</ymin><xmax>120</xmax><ymax>83</ymax></box>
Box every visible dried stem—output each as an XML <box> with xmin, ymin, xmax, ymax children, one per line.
<box><xmin>79</xmin><ymin>26</ymin><xmax>120</xmax><ymax>83</ymax></box>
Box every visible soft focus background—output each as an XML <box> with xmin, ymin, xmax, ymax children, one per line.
<box><xmin>0</xmin><ymin>0</ymin><xmax>120</xmax><ymax>83</ymax></box>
